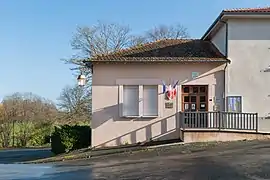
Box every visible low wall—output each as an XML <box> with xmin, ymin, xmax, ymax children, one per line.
<box><xmin>183</xmin><ymin>129</ymin><xmax>270</xmax><ymax>143</ymax></box>
<box><xmin>258</xmin><ymin>118</ymin><xmax>270</xmax><ymax>132</ymax></box>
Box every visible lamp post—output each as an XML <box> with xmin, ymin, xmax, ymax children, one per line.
<box><xmin>260</xmin><ymin>65</ymin><xmax>270</xmax><ymax>72</ymax></box>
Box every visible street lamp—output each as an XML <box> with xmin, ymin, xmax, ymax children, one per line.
<box><xmin>260</xmin><ymin>65</ymin><xmax>270</xmax><ymax>72</ymax></box>
<box><xmin>77</xmin><ymin>74</ymin><xmax>86</xmax><ymax>86</ymax></box>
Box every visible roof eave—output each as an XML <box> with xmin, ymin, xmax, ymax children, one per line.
<box><xmin>90</xmin><ymin>59</ymin><xmax>229</xmax><ymax>63</ymax></box>
<box><xmin>201</xmin><ymin>12</ymin><xmax>225</xmax><ymax>40</ymax></box>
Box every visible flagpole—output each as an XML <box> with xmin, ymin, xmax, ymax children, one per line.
<box><xmin>176</xmin><ymin>79</ymin><xmax>180</xmax><ymax>140</ymax></box>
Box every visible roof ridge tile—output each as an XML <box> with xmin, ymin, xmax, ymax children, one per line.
<box><xmin>223</xmin><ymin>6</ymin><xmax>270</xmax><ymax>12</ymax></box>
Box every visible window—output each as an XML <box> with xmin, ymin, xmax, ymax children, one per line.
<box><xmin>192</xmin><ymin>87</ymin><xmax>198</xmax><ymax>93</ymax></box>
<box><xmin>123</xmin><ymin>85</ymin><xmax>139</xmax><ymax>116</ymax></box>
<box><xmin>227</xmin><ymin>96</ymin><xmax>242</xmax><ymax>112</ymax></box>
<box><xmin>184</xmin><ymin>96</ymin><xmax>189</xmax><ymax>102</ymax></box>
<box><xmin>199</xmin><ymin>86</ymin><xmax>206</xmax><ymax>93</ymax></box>
<box><xmin>183</xmin><ymin>87</ymin><xmax>189</xmax><ymax>93</ymax></box>
<box><xmin>191</xmin><ymin>96</ymin><xmax>196</xmax><ymax>102</ymax></box>
<box><xmin>143</xmin><ymin>85</ymin><xmax>158</xmax><ymax>116</ymax></box>
<box><xmin>121</xmin><ymin>85</ymin><xmax>158</xmax><ymax>117</ymax></box>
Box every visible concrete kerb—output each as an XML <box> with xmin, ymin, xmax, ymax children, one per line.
<box><xmin>146</xmin><ymin>142</ymin><xmax>185</xmax><ymax>149</ymax></box>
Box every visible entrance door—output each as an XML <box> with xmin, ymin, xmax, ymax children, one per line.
<box><xmin>182</xmin><ymin>85</ymin><xmax>208</xmax><ymax>128</ymax></box>
<box><xmin>182</xmin><ymin>85</ymin><xmax>208</xmax><ymax>112</ymax></box>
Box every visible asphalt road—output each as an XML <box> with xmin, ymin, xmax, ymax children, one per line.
<box><xmin>73</xmin><ymin>140</ymin><xmax>270</xmax><ymax>179</ymax></box>
<box><xmin>2</xmin><ymin>140</ymin><xmax>270</xmax><ymax>179</ymax></box>
<box><xmin>0</xmin><ymin>148</ymin><xmax>53</xmax><ymax>164</ymax></box>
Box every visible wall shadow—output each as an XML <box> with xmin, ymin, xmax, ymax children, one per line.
<box><xmin>213</xmin><ymin>69</ymin><xmax>224</xmax><ymax>111</ymax></box>
<box><xmin>92</xmin><ymin>103</ymin><xmax>157</xmax><ymax>129</ymax></box>
<box><xmin>92</xmin><ymin>104</ymin><xmax>121</xmax><ymax>129</ymax></box>
<box><xmin>94</xmin><ymin>114</ymin><xmax>180</xmax><ymax>148</ymax></box>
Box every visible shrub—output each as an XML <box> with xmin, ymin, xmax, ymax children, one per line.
<box><xmin>51</xmin><ymin>125</ymin><xmax>91</xmax><ymax>154</ymax></box>
<box><xmin>29</xmin><ymin>123</ymin><xmax>53</xmax><ymax>147</ymax></box>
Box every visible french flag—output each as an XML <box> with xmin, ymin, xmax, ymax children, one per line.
<box><xmin>162</xmin><ymin>81</ymin><xmax>167</xmax><ymax>94</ymax></box>
<box><xmin>162</xmin><ymin>80</ymin><xmax>179</xmax><ymax>100</ymax></box>
<box><xmin>170</xmin><ymin>80</ymin><xmax>179</xmax><ymax>99</ymax></box>
<box><xmin>172</xmin><ymin>80</ymin><xmax>179</xmax><ymax>89</ymax></box>
<box><xmin>162</xmin><ymin>80</ymin><xmax>179</xmax><ymax>94</ymax></box>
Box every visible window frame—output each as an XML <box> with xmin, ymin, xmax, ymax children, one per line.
<box><xmin>119</xmin><ymin>84</ymin><xmax>160</xmax><ymax>118</ymax></box>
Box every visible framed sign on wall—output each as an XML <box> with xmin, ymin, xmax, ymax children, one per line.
<box><xmin>191</xmin><ymin>72</ymin><xmax>199</xmax><ymax>79</ymax></box>
<box><xmin>227</xmin><ymin>96</ymin><xmax>242</xmax><ymax>112</ymax></box>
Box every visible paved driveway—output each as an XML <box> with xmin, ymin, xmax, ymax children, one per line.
<box><xmin>2</xmin><ymin>140</ymin><xmax>270</xmax><ymax>179</ymax></box>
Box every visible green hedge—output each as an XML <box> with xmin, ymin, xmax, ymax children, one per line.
<box><xmin>51</xmin><ymin>125</ymin><xmax>91</xmax><ymax>154</ymax></box>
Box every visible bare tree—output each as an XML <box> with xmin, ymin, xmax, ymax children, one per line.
<box><xmin>1</xmin><ymin>92</ymin><xmax>58</xmax><ymax>147</ymax></box>
<box><xmin>62</xmin><ymin>22</ymin><xmax>138</xmax><ymax>107</ymax></box>
<box><xmin>144</xmin><ymin>24</ymin><xmax>189</xmax><ymax>42</ymax></box>
<box><xmin>64</xmin><ymin>21</ymin><xmax>136</xmax><ymax>65</ymax></box>
<box><xmin>57</xmin><ymin>85</ymin><xmax>91</xmax><ymax>124</ymax></box>
<box><xmin>65</xmin><ymin>22</ymin><xmax>189</xmax><ymax>65</ymax></box>
<box><xmin>129</xmin><ymin>35</ymin><xmax>147</xmax><ymax>47</ymax></box>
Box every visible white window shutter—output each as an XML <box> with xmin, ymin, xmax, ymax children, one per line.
<box><xmin>123</xmin><ymin>85</ymin><xmax>139</xmax><ymax>116</ymax></box>
<box><xmin>143</xmin><ymin>85</ymin><xmax>158</xmax><ymax>116</ymax></box>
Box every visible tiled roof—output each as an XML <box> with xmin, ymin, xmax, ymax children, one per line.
<box><xmin>223</xmin><ymin>7</ymin><xmax>270</xmax><ymax>13</ymax></box>
<box><xmin>90</xmin><ymin>39</ymin><xmax>227</xmax><ymax>63</ymax></box>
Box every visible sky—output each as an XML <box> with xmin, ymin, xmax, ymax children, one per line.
<box><xmin>0</xmin><ymin>0</ymin><xmax>269</xmax><ymax>103</ymax></box>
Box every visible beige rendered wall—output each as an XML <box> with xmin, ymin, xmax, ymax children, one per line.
<box><xmin>227</xmin><ymin>19</ymin><xmax>270</xmax><ymax>117</ymax></box>
<box><xmin>211</xmin><ymin>24</ymin><xmax>227</xmax><ymax>56</ymax></box>
<box><xmin>91</xmin><ymin>63</ymin><xmax>225</xmax><ymax>147</ymax></box>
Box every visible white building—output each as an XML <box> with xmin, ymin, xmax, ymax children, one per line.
<box><xmin>203</xmin><ymin>7</ymin><xmax>270</xmax><ymax>118</ymax></box>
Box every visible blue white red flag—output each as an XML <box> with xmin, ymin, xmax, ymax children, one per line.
<box><xmin>172</xmin><ymin>80</ymin><xmax>179</xmax><ymax>89</ymax></box>
<box><xmin>162</xmin><ymin>81</ymin><xmax>166</xmax><ymax>94</ymax></box>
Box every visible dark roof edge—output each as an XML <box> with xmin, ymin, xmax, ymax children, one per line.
<box><xmin>201</xmin><ymin>12</ymin><xmax>224</xmax><ymax>40</ymax></box>
<box><xmin>201</xmin><ymin>11</ymin><xmax>270</xmax><ymax>40</ymax></box>
<box><xmin>89</xmin><ymin>59</ymin><xmax>230</xmax><ymax>63</ymax></box>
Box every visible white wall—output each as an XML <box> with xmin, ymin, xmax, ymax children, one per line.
<box><xmin>227</xmin><ymin>19</ymin><xmax>270</xmax><ymax>117</ymax></box>
<box><xmin>211</xmin><ymin>24</ymin><xmax>227</xmax><ymax>56</ymax></box>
